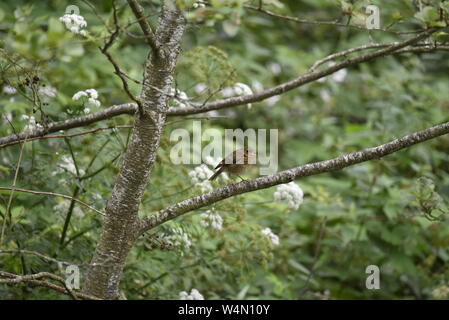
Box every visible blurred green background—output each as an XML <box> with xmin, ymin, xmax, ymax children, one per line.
<box><xmin>1</xmin><ymin>0</ymin><xmax>449</xmax><ymax>299</ymax></box>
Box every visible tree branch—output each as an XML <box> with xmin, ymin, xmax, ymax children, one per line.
<box><xmin>0</xmin><ymin>270</ymin><xmax>100</xmax><ymax>300</ymax></box>
<box><xmin>126</xmin><ymin>0</ymin><xmax>158</xmax><ymax>51</ymax></box>
<box><xmin>0</xmin><ymin>103</ymin><xmax>136</xmax><ymax>148</ymax></box>
<box><xmin>1</xmin><ymin>37</ymin><xmax>447</xmax><ymax>149</ymax></box>
<box><xmin>166</xmin><ymin>29</ymin><xmax>437</xmax><ymax>115</ymax></box>
<box><xmin>0</xmin><ymin>249</ymin><xmax>112</xmax><ymax>267</ymax></box>
<box><xmin>139</xmin><ymin>120</ymin><xmax>449</xmax><ymax>234</ymax></box>
<box><xmin>0</xmin><ymin>187</ymin><xmax>105</xmax><ymax>216</ymax></box>
<box><xmin>244</xmin><ymin>4</ymin><xmax>423</xmax><ymax>35</ymax></box>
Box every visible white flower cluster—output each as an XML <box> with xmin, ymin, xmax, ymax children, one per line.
<box><xmin>261</xmin><ymin>228</ymin><xmax>280</xmax><ymax>246</ymax></box>
<box><xmin>72</xmin><ymin>89</ymin><xmax>101</xmax><ymax>111</ymax></box>
<box><xmin>221</xmin><ymin>82</ymin><xmax>253</xmax><ymax>108</ymax></box>
<box><xmin>267</xmin><ymin>62</ymin><xmax>282</xmax><ymax>75</ymax></box>
<box><xmin>320</xmin><ymin>89</ymin><xmax>331</xmax><ymax>103</ymax></box>
<box><xmin>265</xmin><ymin>95</ymin><xmax>280</xmax><ymax>107</ymax></box>
<box><xmin>164</xmin><ymin>227</ymin><xmax>192</xmax><ymax>249</ymax></box>
<box><xmin>169</xmin><ymin>88</ymin><xmax>189</xmax><ymax>108</ymax></box>
<box><xmin>317</xmin><ymin>62</ymin><xmax>347</xmax><ymax>83</ymax></box>
<box><xmin>188</xmin><ymin>164</ymin><xmax>214</xmax><ymax>192</ymax></box>
<box><xmin>21</xmin><ymin>115</ymin><xmax>43</xmax><ymax>133</ymax></box>
<box><xmin>2</xmin><ymin>113</ymin><xmax>12</xmax><ymax>124</ymax></box>
<box><xmin>39</xmin><ymin>86</ymin><xmax>57</xmax><ymax>98</ymax></box>
<box><xmin>432</xmin><ymin>284</ymin><xmax>449</xmax><ymax>299</ymax></box>
<box><xmin>59</xmin><ymin>13</ymin><xmax>87</xmax><ymax>36</ymax></box>
<box><xmin>3</xmin><ymin>85</ymin><xmax>17</xmax><ymax>95</ymax></box>
<box><xmin>274</xmin><ymin>182</ymin><xmax>304</xmax><ymax>210</ymax></box>
<box><xmin>52</xmin><ymin>155</ymin><xmax>85</xmax><ymax>176</ymax></box>
<box><xmin>53</xmin><ymin>201</ymin><xmax>84</xmax><ymax>218</ymax></box>
<box><xmin>200</xmin><ymin>210</ymin><xmax>223</xmax><ymax>230</ymax></box>
<box><xmin>179</xmin><ymin>288</ymin><xmax>204</xmax><ymax>300</ymax></box>
<box><xmin>192</xmin><ymin>1</ymin><xmax>206</xmax><ymax>8</ymax></box>
<box><xmin>194</xmin><ymin>83</ymin><xmax>208</xmax><ymax>94</ymax></box>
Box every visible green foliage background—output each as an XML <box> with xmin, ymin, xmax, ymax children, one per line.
<box><xmin>1</xmin><ymin>0</ymin><xmax>449</xmax><ymax>299</ymax></box>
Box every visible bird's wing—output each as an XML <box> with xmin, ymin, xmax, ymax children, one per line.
<box><xmin>215</xmin><ymin>159</ymin><xmax>225</xmax><ymax>169</ymax></box>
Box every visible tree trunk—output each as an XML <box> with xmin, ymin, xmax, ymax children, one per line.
<box><xmin>83</xmin><ymin>4</ymin><xmax>185</xmax><ymax>299</ymax></box>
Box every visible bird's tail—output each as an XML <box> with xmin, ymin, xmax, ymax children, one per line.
<box><xmin>209</xmin><ymin>167</ymin><xmax>223</xmax><ymax>181</ymax></box>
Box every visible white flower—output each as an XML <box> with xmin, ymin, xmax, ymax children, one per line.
<box><xmin>320</xmin><ymin>89</ymin><xmax>331</xmax><ymax>103</ymax></box>
<box><xmin>39</xmin><ymin>86</ymin><xmax>57</xmax><ymax>98</ymax></box>
<box><xmin>194</xmin><ymin>83</ymin><xmax>208</xmax><ymax>94</ymax></box>
<box><xmin>72</xmin><ymin>89</ymin><xmax>101</xmax><ymax>107</ymax></box>
<box><xmin>180</xmin><ymin>288</ymin><xmax>204</xmax><ymax>300</ymax></box>
<box><xmin>72</xmin><ymin>91</ymin><xmax>88</xmax><ymax>100</ymax></box>
<box><xmin>252</xmin><ymin>80</ymin><xmax>264</xmax><ymax>93</ymax></box>
<box><xmin>164</xmin><ymin>227</ymin><xmax>192</xmax><ymax>249</ymax></box>
<box><xmin>59</xmin><ymin>13</ymin><xmax>87</xmax><ymax>36</ymax></box>
<box><xmin>332</xmin><ymin>68</ymin><xmax>347</xmax><ymax>82</ymax></box>
<box><xmin>318</xmin><ymin>62</ymin><xmax>348</xmax><ymax>83</ymax></box>
<box><xmin>53</xmin><ymin>155</ymin><xmax>85</xmax><ymax>176</ymax></box>
<box><xmin>22</xmin><ymin>115</ymin><xmax>43</xmax><ymax>133</ymax></box>
<box><xmin>3</xmin><ymin>113</ymin><xmax>13</xmax><ymax>124</ymax></box>
<box><xmin>85</xmin><ymin>89</ymin><xmax>98</xmax><ymax>99</ymax></box>
<box><xmin>88</xmin><ymin>97</ymin><xmax>101</xmax><ymax>107</ymax></box>
<box><xmin>169</xmin><ymin>88</ymin><xmax>189</xmax><ymax>108</ymax></box>
<box><xmin>266</xmin><ymin>95</ymin><xmax>280</xmax><ymax>107</ymax></box>
<box><xmin>53</xmin><ymin>201</ymin><xmax>84</xmax><ymax>218</ymax></box>
<box><xmin>83</xmin><ymin>107</ymin><xmax>90</xmax><ymax>114</ymax></box>
<box><xmin>221</xmin><ymin>82</ymin><xmax>253</xmax><ymax>108</ymax></box>
<box><xmin>267</xmin><ymin>62</ymin><xmax>282</xmax><ymax>75</ymax></box>
<box><xmin>188</xmin><ymin>164</ymin><xmax>214</xmax><ymax>192</ymax></box>
<box><xmin>192</xmin><ymin>1</ymin><xmax>206</xmax><ymax>9</ymax></box>
<box><xmin>274</xmin><ymin>182</ymin><xmax>304</xmax><ymax>210</ymax></box>
<box><xmin>203</xmin><ymin>156</ymin><xmax>220</xmax><ymax>167</ymax></box>
<box><xmin>233</xmin><ymin>83</ymin><xmax>253</xmax><ymax>96</ymax></box>
<box><xmin>197</xmin><ymin>180</ymin><xmax>213</xmax><ymax>192</ymax></box>
<box><xmin>200</xmin><ymin>210</ymin><xmax>223</xmax><ymax>230</ymax></box>
<box><xmin>60</xmin><ymin>155</ymin><xmax>77</xmax><ymax>175</ymax></box>
<box><xmin>3</xmin><ymin>85</ymin><xmax>17</xmax><ymax>95</ymax></box>
<box><xmin>261</xmin><ymin>228</ymin><xmax>280</xmax><ymax>246</ymax></box>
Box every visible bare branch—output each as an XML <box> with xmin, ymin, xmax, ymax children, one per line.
<box><xmin>0</xmin><ymin>270</ymin><xmax>100</xmax><ymax>300</ymax></box>
<box><xmin>139</xmin><ymin>120</ymin><xmax>449</xmax><ymax>233</ymax></box>
<box><xmin>0</xmin><ymin>249</ymin><xmax>112</xmax><ymax>267</ymax></box>
<box><xmin>0</xmin><ymin>250</ymin><xmax>85</xmax><ymax>267</ymax></box>
<box><xmin>1</xmin><ymin>37</ymin><xmax>447</xmax><ymax>149</ymax></box>
<box><xmin>126</xmin><ymin>0</ymin><xmax>158</xmax><ymax>51</ymax></box>
<box><xmin>299</xmin><ymin>216</ymin><xmax>327</xmax><ymax>297</ymax></box>
<box><xmin>244</xmin><ymin>4</ymin><xmax>423</xmax><ymax>35</ymax></box>
<box><xmin>0</xmin><ymin>103</ymin><xmax>136</xmax><ymax>148</ymax></box>
<box><xmin>0</xmin><ymin>116</ymin><xmax>230</xmax><ymax>147</ymax></box>
<box><xmin>0</xmin><ymin>187</ymin><xmax>105</xmax><ymax>216</ymax></box>
<box><xmin>166</xmin><ymin>29</ymin><xmax>437</xmax><ymax>115</ymax></box>
<box><xmin>100</xmin><ymin>1</ymin><xmax>144</xmax><ymax>116</ymax></box>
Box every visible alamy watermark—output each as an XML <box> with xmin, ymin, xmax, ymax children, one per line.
<box><xmin>59</xmin><ymin>263</ymin><xmax>80</xmax><ymax>290</ymax></box>
<box><xmin>366</xmin><ymin>5</ymin><xmax>381</xmax><ymax>30</ymax></box>
<box><xmin>169</xmin><ymin>121</ymin><xmax>278</xmax><ymax>176</ymax></box>
<box><xmin>365</xmin><ymin>265</ymin><xmax>380</xmax><ymax>290</ymax></box>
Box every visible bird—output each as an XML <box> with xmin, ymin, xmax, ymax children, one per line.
<box><xmin>209</xmin><ymin>147</ymin><xmax>256</xmax><ymax>181</ymax></box>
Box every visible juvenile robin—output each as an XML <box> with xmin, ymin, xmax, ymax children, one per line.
<box><xmin>209</xmin><ymin>147</ymin><xmax>256</xmax><ymax>181</ymax></box>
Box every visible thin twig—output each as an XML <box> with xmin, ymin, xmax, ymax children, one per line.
<box><xmin>299</xmin><ymin>217</ymin><xmax>327</xmax><ymax>297</ymax></box>
<box><xmin>1</xmin><ymin>40</ymin><xmax>448</xmax><ymax>148</ymax></box>
<box><xmin>0</xmin><ymin>187</ymin><xmax>105</xmax><ymax>216</ymax></box>
<box><xmin>0</xmin><ymin>270</ymin><xmax>100</xmax><ymax>300</ymax></box>
<box><xmin>140</xmin><ymin>119</ymin><xmax>449</xmax><ymax>233</ymax></box>
<box><xmin>244</xmin><ymin>4</ymin><xmax>424</xmax><ymax>35</ymax></box>
<box><xmin>100</xmin><ymin>1</ymin><xmax>144</xmax><ymax>116</ymax></box>
<box><xmin>126</xmin><ymin>0</ymin><xmax>158</xmax><ymax>51</ymax></box>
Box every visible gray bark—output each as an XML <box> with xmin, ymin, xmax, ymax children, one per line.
<box><xmin>83</xmin><ymin>4</ymin><xmax>185</xmax><ymax>299</ymax></box>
